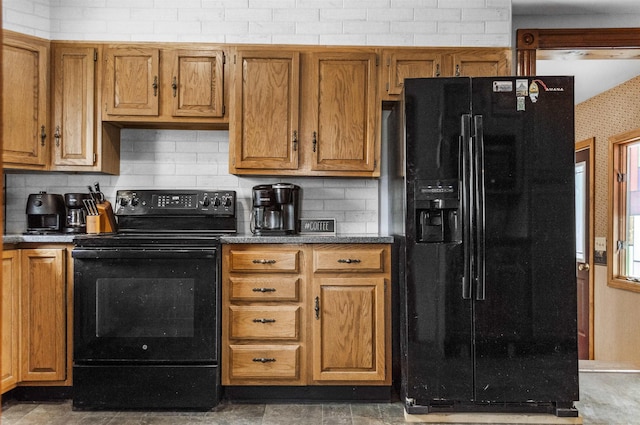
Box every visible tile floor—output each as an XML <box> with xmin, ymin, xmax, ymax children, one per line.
<box><xmin>2</xmin><ymin>370</ymin><xmax>640</xmax><ymax>424</ymax></box>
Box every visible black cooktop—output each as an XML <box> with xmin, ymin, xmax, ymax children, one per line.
<box><xmin>73</xmin><ymin>189</ymin><xmax>237</xmax><ymax>248</ymax></box>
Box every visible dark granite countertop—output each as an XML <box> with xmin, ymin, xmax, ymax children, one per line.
<box><xmin>4</xmin><ymin>233</ymin><xmax>395</xmax><ymax>245</ymax></box>
<box><xmin>3</xmin><ymin>233</ymin><xmax>78</xmax><ymax>244</ymax></box>
<box><xmin>220</xmin><ymin>234</ymin><xmax>394</xmax><ymax>244</ymax></box>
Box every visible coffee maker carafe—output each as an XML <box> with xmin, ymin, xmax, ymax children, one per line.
<box><xmin>63</xmin><ymin>193</ymin><xmax>90</xmax><ymax>233</ymax></box>
<box><xmin>250</xmin><ymin>183</ymin><xmax>300</xmax><ymax>235</ymax></box>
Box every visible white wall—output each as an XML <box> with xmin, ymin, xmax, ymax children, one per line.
<box><xmin>2</xmin><ymin>0</ymin><xmax>512</xmax><ymax>235</ymax></box>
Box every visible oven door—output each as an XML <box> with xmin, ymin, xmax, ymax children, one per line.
<box><xmin>73</xmin><ymin>247</ymin><xmax>218</xmax><ymax>363</ymax></box>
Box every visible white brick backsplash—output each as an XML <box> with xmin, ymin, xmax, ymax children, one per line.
<box><xmin>320</xmin><ymin>9</ymin><xmax>367</xmax><ymax>21</ymax></box>
<box><xmin>225</xmin><ymin>8</ymin><xmax>273</xmax><ymax>22</ymax></box>
<box><xmin>414</xmin><ymin>8</ymin><xmax>462</xmax><ymax>21</ymax></box>
<box><xmin>368</xmin><ymin>8</ymin><xmax>415</xmax><ymax>21</ymax></box>
<box><xmin>390</xmin><ymin>21</ymin><xmax>438</xmax><ymax>34</ymax></box>
<box><xmin>274</xmin><ymin>8</ymin><xmax>319</xmax><ymax>22</ymax></box>
<box><xmin>462</xmin><ymin>7</ymin><xmax>509</xmax><ymax>21</ymax></box>
<box><xmin>5</xmin><ymin>0</ymin><xmax>511</xmax><ymax>45</ymax></box>
<box><xmin>2</xmin><ymin>0</ymin><xmax>511</xmax><ymax>235</ymax></box>
<box><xmin>343</xmin><ymin>21</ymin><xmax>390</xmax><ymax>34</ymax></box>
<box><xmin>438</xmin><ymin>21</ymin><xmax>486</xmax><ymax>34</ymax></box>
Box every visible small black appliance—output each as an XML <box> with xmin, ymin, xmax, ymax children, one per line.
<box><xmin>250</xmin><ymin>183</ymin><xmax>300</xmax><ymax>235</ymax></box>
<box><xmin>25</xmin><ymin>192</ymin><xmax>66</xmax><ymax>234</ymax></box>
<box><xmin>63</xmin><ymin>193</ymin><xmax>90</xmax><ymax>233</ymax></box>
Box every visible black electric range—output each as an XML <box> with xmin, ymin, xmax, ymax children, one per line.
<box><xmin>72</xmin><ymin>189</ymin><xmax>236</xmax><ymax>411</ymax></box>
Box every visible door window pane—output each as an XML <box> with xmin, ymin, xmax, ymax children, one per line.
<box><xmin>575</xmin><ymin>161</ymin><xmax>586</xmax><ymax>263</ymax></box>
<box><xmin>609</xmin><ymin>129</ymin><xmax>640</xmax><ymax>292</ymax></box>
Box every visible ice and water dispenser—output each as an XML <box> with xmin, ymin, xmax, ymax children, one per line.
<box><xmin>414</xmin><ymin>180</ymin><xmax>461</xmax><ymax>243</ymax></box>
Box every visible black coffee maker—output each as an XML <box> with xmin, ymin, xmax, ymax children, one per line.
<box><xmin>250</xmin><ymin>183</ymin><xmax>301</xmax><ymax>236</ymax></box>
<box><xmin>63</xmin><ymin>193</ymin><xmax>91</xmax><ymax>233</ymax></box>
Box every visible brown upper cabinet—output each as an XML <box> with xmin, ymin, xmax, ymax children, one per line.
<box><xmin>229</xmin><ymin>49</ymin><xmax>300</xmax><ymax>172</ymax></box>
<box><xmin>102</xmin><ymin>44</ymin><xmax>227</xmax><ymax>124</ymax></box>
<box><xmin>50</xmin><ymin>43</ymin><xmax>120</xmax><ymax>174</ymax></box>
<box><xmin>229</xmin><ymin>47</ymin><xmax>380</xmax><ymax>177</ymax></box>
<box><xmin>2</xmin><ymin>32</ymin><xmax>120</xmax><ymax>174</ymax></box>
<box><xmin>381</xmin><ymin>47</ymin><xmax>511</xmax><ymax>101</ymax></box>
<box><xmin>2</xmin><ymin>31</ymin><xmax>50</xmax><ymax>170</ymax></box>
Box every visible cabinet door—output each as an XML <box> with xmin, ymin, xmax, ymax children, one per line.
<box><xmin>51</xmin><ymin>45</ymin><xmax>97</xmax><ymax>167</ymax></box>
<box><xmin>312</xmin><ymin>277</ymin><xmax>386</xmax><ymax>382</ymax></box>
<box><xmin>230</xmin><ymin>50</ymin><xmax>300</xmax><ymax>172</ymax></box>
<box><xmin>449</xmin><ymin>48</ymin><xmax>511</xmax><ymax>77</ymax></box>
<box><xmin>2</xmin><ymin>251</ymin><xmax>20</xmax><ymax>393</ymax></box>
<box><xmin>168</xmin><ymin>49</ymin><xmax>225</xmax><ymax>118</ymax></box>
<box><xmin>383</xmin><ymin>50</ymin><xmax>443</xmax><ymax>98</ymax></box>
<box><xmin>103</xmin><ymin>46</ymin><xmax>159</xmax><ymax>116</ymax></box>
<box><xmin>20</xmin><ymin>249</ymin><xmax>66</xmax><ymax>382</ymax></box>
<box><xmin>2</xmin><ymin>32</ymin><xmax>49</xmax><ymax>168</ymax></box>
<box><xmin>306</xmin><ymin>52</ymin><xmax>379</xmax><ymax>174</ymax></box>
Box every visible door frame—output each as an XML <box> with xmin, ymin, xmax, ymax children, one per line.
<box><xmin>576</xmin><ymin>137</ymin><xmax>595</xmax><ymax>359</ymax></box>
<box><xmin>516</xmin><ymin>28</ymin><xmax>640</xmax><ymax>76</ymax></box>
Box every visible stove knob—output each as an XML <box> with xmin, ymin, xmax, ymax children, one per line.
<box><xmin>224</xmin><ymin>197</ymin><xmax>233</xmax><ymax>207</ymax></box>
<box><xmin>213</xmin><ymin>197</ymin><xmax>221</xmax><ymax>207</ymax></box>
<box><xmin>119</xmin><ymin>197</ymin><xmax>129</xmax><ymax>207</ymax></box>
<box><xmin>130</xmin><ymin>198</ymin><xmax>139</xmax><ymax>207</ymax></box>
<box><xmin>202</xmin><ymin>196</ymin><xmax>211</xmax><ymax>207</ymax></box>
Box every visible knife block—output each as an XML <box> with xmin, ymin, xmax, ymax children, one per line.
<box><xmin>86</xmin><ymin>201</ymin><xmax>117</xmax><ymax>234</ymax></box>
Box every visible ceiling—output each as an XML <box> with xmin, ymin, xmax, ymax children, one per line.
<box><xmin>512</xmin><ymin>0</ymin><xmax>640</xmax><ymax>103</ymax></box>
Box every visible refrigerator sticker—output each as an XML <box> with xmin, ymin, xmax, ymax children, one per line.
<box><xmin>492</xmin><ymin>81</ymin><xmax>513</xmax><ymax>92</ymax></box>
<box><xmin>516</xmin><ymin>79</ymin><xmax>529</xmax><ymax>96</ymax></box>
<box><xmin>517</xmin><ymin>96</ymin><xmax>526</xmax><ymax>111</ymax></box>
<box><xmin>529</xmin><ymin>81</ymin><xmax>540</xmax><ymax>103</ymax></box>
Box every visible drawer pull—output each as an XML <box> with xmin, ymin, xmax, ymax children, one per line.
<box><xmin>252</xmin><ymin>287</ymin><xmax>277</xmax><ymax>293</ymax></box>
<box><xmin>252</xmin><ymin>259</ymin><xmax>277</xmax><ymax>264</ymax></box>
<box><xmin>253</xmin><ymin>318</ymin><xmax>276</xmax><ymax>324</ymax></box>
<box><xmin>252</xmin><ymin>357</ymin><xmax>276</xmax><ymax>363</ymax></box>
<box><xmin>315</xmin><ymin>296</ymin><xmax>320</xmax><ymax>320</ymax></box>
<box><xmin>337</xmin><ymin>258</ymin><xmax>361</xmax><ymax>264</ymax></box>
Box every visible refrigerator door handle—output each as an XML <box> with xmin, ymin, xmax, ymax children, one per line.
<box><xmin>461</xmin><ymin>114</ymin><xmax>473</xmax><ymax>300</ymax></box>
<box><xmin>473</xmin><ymin>115</ymin><xmax>486</xmax><ymax>301</ymax></box>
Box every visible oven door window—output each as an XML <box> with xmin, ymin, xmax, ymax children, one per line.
<box><xmin>73</xmin><ymin>248</ymin><xmax>217</xmax><ymax>363</ymax></box>
<box><xmin>96</xmin><ymin>278</ymin><xmax>195</xmax><ymax>338</ymax></box>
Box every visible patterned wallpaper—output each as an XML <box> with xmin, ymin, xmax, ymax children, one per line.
<box><xmin>575</xmin><ymin>75</ymin><xmax>640</xmax><ymax>242</ymax></box>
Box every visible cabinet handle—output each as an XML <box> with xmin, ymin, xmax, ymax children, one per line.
<box><xmin>455</xmin><ymin>64</ymin><xmax>460</xmax><ymax>77</ymax></box>
<box><xmin>337</xmin><ymin>258</ymin><xmax>361</xmax><ymax>264</ymax></box>
<box><xmin>152</xmin><ymin>75</ymin><xmax>158</xmax><ymax>96</ymax></box>
<box><xmin>435</xmin><ymin>63</ymin><xmax>441</xmax><ymax>77</ymax></box>
<box><xmin>54</xmin><ymin>125</ymin><xmax>61</xmax><ymax>147</ymax></box>
<box><xmin>172</xmin><ymin>76</ymin><xmax>177</xmax><ymax>97</ymax></box>
<box><xmin>292</xmin><ymin>130</ymin><xmax>298</xmax><ymax>151</ymax></box>
<box><xmin>312</xmin><ymin>131</ymin><xmax>317</xmax><ymax>152</ymax></box>
<box><xmin>315</xmin><ymin>296</ymin><xmax>320</xmax><ymax>320</ymax></box>
<box><xmin>252</xmin><ymin>259</ymin><xmax>276</xmax><ymax>264</ymax></box>
<box><xmin>252</xmin><ymin>357</ymin><xmax>276</xmax><ymax>363</ymax></box>
<box><xmin>252</xmin><ymin>287</ymin><xmax>276</xmax><ymax>293</ymax></box>
<box><xmin>253</xmin><ymin>318</ymin><xmax>276</xmax><ymax>324</ymax></box>
<box><xmin>40</xmin><ymin>125</ymin><xmax>46</xmax><ymax>146</ymax></box>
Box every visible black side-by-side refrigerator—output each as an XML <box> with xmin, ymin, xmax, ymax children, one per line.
<box><xmin>398</xmin><ymin>77</ymin><xmax>579</xmax><ymax>417</ymax></box>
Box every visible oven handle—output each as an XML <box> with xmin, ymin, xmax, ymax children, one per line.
<box><xmin>72</xmin><ymin>248</ymin><xmax>216</xmax><ymax>260</ymax></box>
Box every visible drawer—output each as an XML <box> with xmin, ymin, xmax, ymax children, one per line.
<box><xmin>228</xmin><ymin>345</ymin><xmax>300</xmax><ymax>379</ymax></box>
<box><xmin>229</xmin><ymin>306</ymin><xmax>299</xmax><ymax>340</ymax></box>
<box><xmin>313</xmin><ymin>247</ymin><xmax>385</xmax><ymax>273</ymax></box>
<box><xmin>229</xmin><ymin>249</ymin><xmax>300</xmax><ymax>273</ymax></box>
<box><xmin>229</xmin><ymin>276</ymin><xmax>299</xmax><ymax>301</ymax></box>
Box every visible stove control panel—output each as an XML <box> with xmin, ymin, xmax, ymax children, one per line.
<box><xmin>115</xmin><ymin>189</ymin><xmax>236</xmax><ymax>216</ymax></box>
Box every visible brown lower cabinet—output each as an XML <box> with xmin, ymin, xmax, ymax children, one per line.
<box><xmin>1</xmin><ymin>245</ymin><xmax>72</xmax><ymax>394</ymax></box>
<box><xmin>221</xmin><ymin>243</ymin><xmax>391</xmax><ymax>387</ymax></box>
